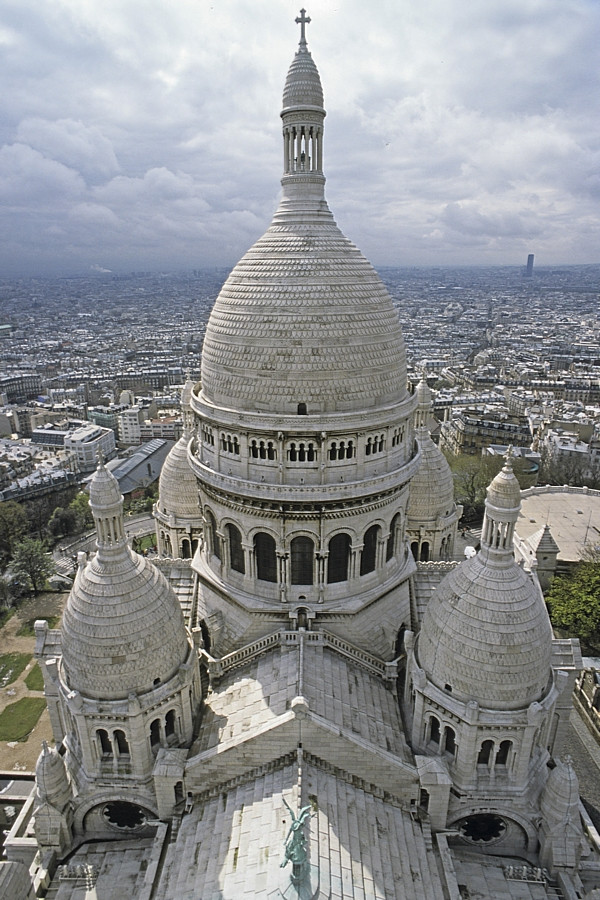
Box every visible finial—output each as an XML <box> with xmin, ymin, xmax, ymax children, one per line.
<box><xmin>97</xmin><ymin>447</ymin><xmax>105</xmax><ymax>467</ymax></box>
<box><xmin>295</xmin><ymin>8</ymin><xmax>311</xmax><ymax>45</ymax></box>
<box><xmin>504</xmin><ymin>445</ymin><xmax>514</xmax><ymax>470</ymax></box>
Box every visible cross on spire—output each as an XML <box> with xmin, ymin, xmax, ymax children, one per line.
<box><xmin>295</xmin><ymin>8</ymin><xmax>311</xmax><ymax>44</ymax></box>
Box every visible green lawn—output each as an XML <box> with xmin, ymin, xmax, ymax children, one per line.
<box><xmin>0</xmin><ymin>697</ymin><xmax>46</xmax><ymax>741</ymax></box>
<box><xmin>0</xmin><ymin>652</ymin><xmax>32</xmax><ymax>688</ymax></box>
<box><xmin>17</xmin><ymin>616</ymin><xmax>60</xmax><ymax>637</ymax></box>
<box><xmin>25</xmin><ymin>663</ymin><xmax>45</xmax><ymax>692</ymax></box>
<box><xmin>0</xmin><ymin>608</ymin><xmax>15</xmax><ymax>629</ymax></box>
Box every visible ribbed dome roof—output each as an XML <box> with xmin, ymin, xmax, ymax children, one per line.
<box><xmin>199</xmin><ymin>31</ymin><xmax>407</xmax><ymax>416</ymax></box>
<box><xmin>201</xmin><ymin>224</ymin><xmax>407</xmax><ymax>414</ymax></box>
<box><xmin>157</xmin><ymin>376</ymin><xmax>202</xmax><ymax>524</ymax></box>
<box><xmin>417</xmin><ymin>551</ymin><xmax>553</xmax><ymax>710</ymax></box>
<box><xmin>486</xmin><ymin>456</ymin><xmax>521</xmax><ymax>511</ymax></box>
<box><xmin>35</xmin><ymin>742</ymin><xmax>71</xmax><ymax>811</ymax></box>
<box><xmin>61</xmin><ymin>463</ymin><xmax>189</xmax><ymax>700</ymax></box>
<box><xmin>157</xmin><ymin>434</ymin><xmax>201</xmax><ymax>522</ymax></box>
<box><xmin>62</xmin><ymin>549</ymin><xmax>189</xmax><ymax>699</ymax></box>
<box><xmin>407</xmin><ymin>434</ymin><xmax>455</xmax><ymax>522</ymax></box>
<box><xmin>282</xmin><ymin>45</ymin><xmax>324</xmax><ymax>110</ymax></box>
<box><xmin>540</xmin><ymin>756</ymin><xmax>580</xmax><ymax>827</ymax></box>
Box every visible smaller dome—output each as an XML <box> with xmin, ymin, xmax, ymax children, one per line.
<box><xmin>88</xmin><ymin>461</ymin><xmax>122</xmax><ymax>513</ymax></box>
<box><xmin>417</xmin><ymin>550</ymin><xmax>553</xmax><ymax>710</ymax></box>
<box><xmin>407</xmin><ymin>435</ymin><xmax>454</xmax><ymax>523</ymax></box>
<box><xmin>415</xmin><ymin>377</ymin><xmax>432</xmax><ymax>409</ymax></box>
<box><xmin>282</xmin><ymin>46</ymin><xmax>324</xmax><ymax>111</ymax></box>
<box><xmin>35</xmin><ymin>742</ymin><xmax>71</xmax><ymax>811</ymax></box>
<box><xmin>61</xmin><ymin>461</ymin><xmax>190</xmax><ymax>700</ymax></box>
<box><xmin>541</xmin><ymin>756</ymin><xmax>580</xmax><ymax>827</ymax></box>
<box><xmin>486</xmin><ymin>455</ymin><xmax>521</xmax><ymax>511</ymax></box>
<box><xmin>180</xmin><ymin>376</ymin><xmax>194</xmax><ymax>408</ymax></box>
<box><xmin>157</xmin><ymin>436</ymin><xmax>202</xmax><ymax>523</ymax></box>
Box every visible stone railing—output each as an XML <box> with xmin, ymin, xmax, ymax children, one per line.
<box><xmin>200</xmin><ymin>629</ymin><xmax>395</xmax><ymax>681</ymax></box>
<box><xmin>520</xmin><ymin>484</ymin><xmax>600</xmax><ymax>499</ymax></box>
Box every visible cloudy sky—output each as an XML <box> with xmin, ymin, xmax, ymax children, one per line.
<box><xmin>1</xmin><ymin>0</ymin><xmax>599</xmax><ymax>276</ymax></box>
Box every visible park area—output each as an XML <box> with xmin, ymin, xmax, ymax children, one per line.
<box><xmin>0</xmin><ymin>592</ymin><xmax>68</xmax><ymax>772</ymax></box>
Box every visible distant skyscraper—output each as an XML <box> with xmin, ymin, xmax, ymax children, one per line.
<box><xmin>525</xmin><ymin>253</ymin><xmax>534</xmax><ymax>277</ymax></box>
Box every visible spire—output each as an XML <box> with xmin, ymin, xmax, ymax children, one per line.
<box><xmin>480</xmin><ymin>449</ymin><xmax>521</xmax><ymax>556</ymax></box>
<box><xmin>181</xmin><ymin>373</ymin><xmax>195</xmax><ymax>439</ymax></box>
<box><xmin>281</xmin><ymin>10</ymin><xmax>326</xmax><ymax>198</ymax></box>
<box><xmin>88</xmin><ymin>457</ymin><xmax>127</xmax><ymax>557</ymax></box>
<box><xmin>414</xmin><ymin>374</ymin><xmax>433</xmax><ymax>432</ymax></box>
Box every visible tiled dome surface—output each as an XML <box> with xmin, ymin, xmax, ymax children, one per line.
<box><xmin>486</xmin><ymin>460</ymin><xmax>521</xmax><ymax>511</ymax></box>
<box><xmin>200</xmin><ymin>224</ymin><xmax>407</xmax><ymax>414</ymax></box>
<box><xmin>407</xmin><ymin>434</ymin><xmax>454</xmax><ymax>522</ymax></box>
<box><xmin>417</xmin><ymin>551</ymin><xmax>553</xmax><ymax>710</ymax></box>
<box><xmin>62</xmin><ymin>548</ymin><xmax>189</xmax><ymax>700</ymax></box>
<box><xmin>157</xmin><ymin>435</ymin><xmax>201</xmax><ymax>522</ymax></box>
<box><xmin>282</xmin><ymin>45</ymin><xmax>324</xmax><ymax>109</ymax></box>
<box><xmin>35</xmin><ymin>743</ymin><xmax>71</xmax><ymax>810</ymax></box>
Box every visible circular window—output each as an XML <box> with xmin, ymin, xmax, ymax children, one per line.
<box><xmin>457</xmin><ymin>814</ymin><xmax>506</xmax><ymax>844</ymax></box>
<box><xmin>103</xmin><ymin>801</ymin><xmax>147</xmax><ymax>830</ymax></box>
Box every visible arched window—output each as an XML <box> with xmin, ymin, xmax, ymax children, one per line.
<box><xmin>267</xmin><ymin>442</ymin><xmax>276</xmax><ymax>460</ymax></box>
<box><xmin>114</xmin><ymin>730</ymin><xmax>129</xmax><ymax>756</ymax></box>
<box><xmin>181</xmin><ymin>538</ymin><xmax>191</xmax><ymax>559</ymax></box>
<box><xmin>496</xmin><ymin>740</ymin><xmax>512</xmax><ymax>766</ymax></box>
<box><xmin>478</xmin><ymin>740</ymin><xmax>494</xmax><ymax>765</ymax></box>
<box><xmin>150</xmin><ymin>719</ymin><xmax>161</xmax><ymax>748</ymax></box>
<box><xmin>255</xmin><ymin>533</ymin><xmax>277</xmax><ymax>583</ymax></box>
<box><xmin>206</xmin><ymin>510</ymin><xmax>221</xmax><ymax>560</ymax></box>
<box><xmin>411</xmin><ymin>541</ymin><xmax>419</xmax><ymax>561</ymax></box>
<box><xmin>165</xmin><ymin>709</ymin><xmax>176</xmax><ymax>739</ymax></box>
<box><xmin>97</xmin><ymin>729</ymin><xmax>112</xmax><ymax>757</ymax></box>
<box><xmin>226</xmin><ymin>523</ymin><xmax>245</xmax><ymax>574</ymax></box>
<box><xmin>360</xmin><ymin>525</ymin><xmax>379</xmax><ymax>575</ymax></box>
<box><xmin>395</xmin><ymin>624</ymin><xmax>406</xmax><ymax>657</ymax></box>
<box><xmin>327</xmin><ymin>533</ymin><xmax>350</xmax><ymax>583</ymax></box>
<box><xmin>291</xmin><ymin>536</ymin><xmax>314</xmax><ymax>585</ymax></box>
<box><xmin>420</xmin><ymin>541</ymin><xmax>430</xmax><ymax>562</ymax></box>
<box><xmin>199</xmin><ymin>619</ymin><xmax>211</xmax><ymax>652</ymax></box>
<box><xmin>297</xmin><ymin>402</ymin><xmax>307</xmax><ymax>415</ymax></box>
<box><xmin>174</xmin><ymin>782</ymin><xmax>184</xmax><ymax>805</ymax></box>
<box><xmin>386</xmin><ymin>513</ymin><xmax>400</xmax><ymax>561</ymax></box>
<box><xmin>444</xmin><ymin>727</ymin><xmax>456</xmax><ymax>755</ymax></box>
<box><xmin>429</xmin><ymin>716</ymin><xmax>440</xmax><ymax>745</ymax></box>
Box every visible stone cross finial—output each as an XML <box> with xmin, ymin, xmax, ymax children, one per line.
<box><xmin>295</xmin><ymin>8</ymin><xmax>311</xmax><ymax>44</ymax></box>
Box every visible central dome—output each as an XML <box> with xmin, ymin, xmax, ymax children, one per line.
<box><xmin>200</xmin><ymin>227</ymin><xmax>407</xmax><ymax>415</ymax></box>
<box><xmin>199</xmin><ymin>33</ymin><xmax>407</xmax><ymax>416</ymax></box>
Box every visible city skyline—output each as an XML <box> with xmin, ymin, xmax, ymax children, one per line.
<box><xmin>0</xmin><ymin>0</ymin><xmax>599</xmax><ymax>276</ymax></box>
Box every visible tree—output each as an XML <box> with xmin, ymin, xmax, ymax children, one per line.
<box><xmin>47</xmin><ymin>506</ymin><xmax>82</xmax><ymax>539</ymax></box>
<box><xmin>68</xmin><ymin>491</ymin><xmax>93</xmax><ymax>528</ymax></box>
<box><xmin>11</xmin><ymin>538</ymin><xmax>54</xmax><ymax>596</ymax></box>
<box><xmin>546</xmin><ymin>560</ymin><xmax>600</xmax><ymax>655</ymax></box>
<box><xmin>0</xmin><ymin>501</ymin><xmax>28</xmax><ymax>569</ymax></box>
<box><xmin>447</xmin><ymin>452</ymin><xmax>538</xmax><ymax>524</ymax></box>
